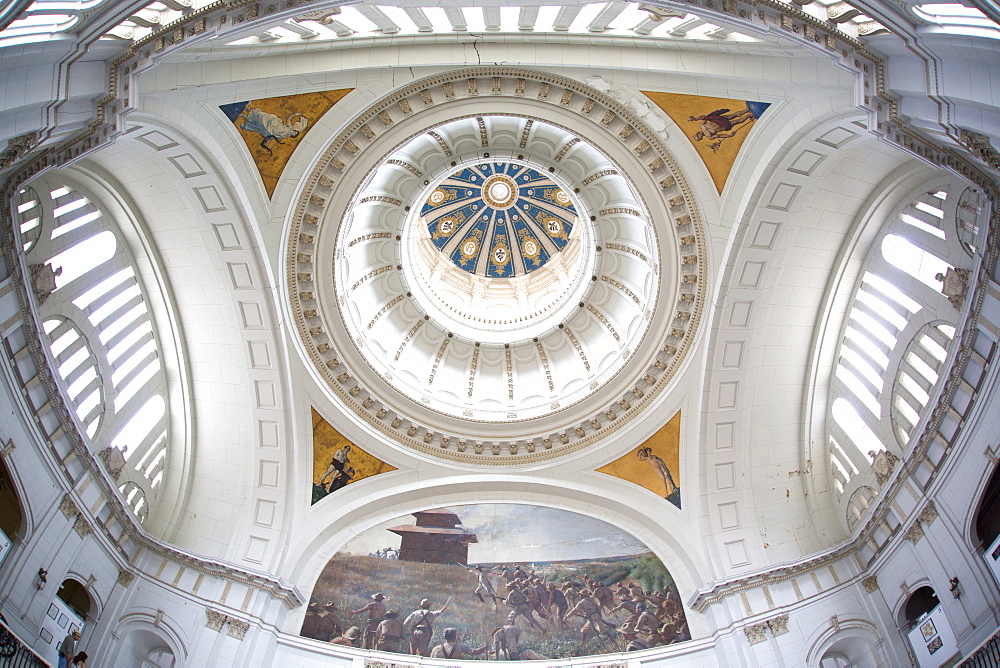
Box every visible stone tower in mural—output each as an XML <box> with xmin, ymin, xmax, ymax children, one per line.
<box><xmin>388</xmin><ymin>509</ymin><xmax>478</xmax><ymax>564</ymax></box>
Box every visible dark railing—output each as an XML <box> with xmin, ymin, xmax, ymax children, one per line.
<box><xmin>958</xmin><ymin>627</ymin><xmax>1000</xmax><ymax>668</ymax></box>
<box><xmin>0</xmin><ymin>618</ymin><xmax>50</xmax><ymax>667</ymax></box>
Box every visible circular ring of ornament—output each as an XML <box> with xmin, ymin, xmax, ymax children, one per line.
<box><xmin>286</xmin><ymin>68</ymin><xmax>708</xmax><ymax>464</ymax></box>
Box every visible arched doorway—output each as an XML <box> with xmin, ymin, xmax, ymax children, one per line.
<box><xmin>38</xmin><ymin>579</ymin><xmax>90</xmax><ymax>666</ymax></box>
<box><xmin>899</xmin><ymin>586</ymin><xmax>958</xmax><ymax>667</ymax></box>
<box><xmin>0</xmin><ymin>458</ymin><xmax>25</xmax><ymax>564</ymax></box>
<box><xmin>971</xmin><ymin>463</ymin><xmax>1000</xmax><ymax>589</ymax></box>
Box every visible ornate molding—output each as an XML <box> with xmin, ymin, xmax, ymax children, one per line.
<box><xmin>862</xmin><ymin>575</ymin><xmax>878</xmax><ymax>593</ymax></box>
<box><xmin>745</xmin><ymin>621</ymin><xmax>769</xmax><ymax>645</ymax></box>
<box><xmin>226</xmin><ymin>618</ymin><xmax>249</xmax><ymax>640</ymax></box>
<box><xmin>287</xmin><ymin>67</ymin><xmax>708</xmax><ymax>465</ymax></box>
<box><xmin>59</xmin><ymin>493</ymin><xmax>78</xmax><ymax>519</ymax></box>
<box><xmin>205</xmin><ymin>608</ymin><xmax>227</xmax><ymax>632</ymax></box>
<box><xmin>918</xmin><ymin>501</ymin><xmax>938</xmax><ymax>526</ymax></box>
<box><xmin>903</xmin><ymin>522</ymin><xmax>924</xmax><ymax>544</ymax></box>
<box><xmin>871</xmin><ymin>449</ymin><xmax>900</xmax><ymax>486</ymax></box>
<box><xmin>767</xmin><ymin>614</ymin><xmax>790</xmax><ymax>636</ymax></box>
<box><xmin>72</xmin><ymin>516</ymin><xmax>93</xmax><ymax>538</ymax></box>
<box><xmin>0</xmin><ymin>132</ymin><xmax>36</xmax><ymax>171</ymax></box>
<box><xmin>959</xmin><ymin>129</ymin><xmax>1000</xmax><ymax>171</ymax></box>
<box><xmin>117</xmin><ymin>570</ymin><xmax>135</xmax><ymax>587</ymax></box>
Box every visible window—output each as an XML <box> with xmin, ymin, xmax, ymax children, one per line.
<box><xmin>24</xmin><ymin>176</ymin><xmax>170</xmax><ymax>517</ymax></box>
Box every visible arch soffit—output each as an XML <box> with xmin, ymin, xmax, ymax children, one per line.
<box><xmin>0</xmin><ymin>451</ymin><xmax>34</xmax><ymax>541</ymax></box>
<box><xmin>694</xmin><ymin>113</ymin><xmax>934</xmax><ymax>559</ymax></box>
<box><xmin>45</xmin><ymin>163</ymin><xmax>194</xmax><ymax>531</ymax></box>
<box><xmin>113</xmin><ymin>611</ymin><xmax>189</xmax><ymax>662</ymax></box>
<box><xmin>961</xmin><ymin>455</ymin><xmax>1000</xmax><ymax>552</ymax></box>
<box><xmin>91</xmin><ymin>115</ymin><xmax>296</xmax><ymax>561</ymax></box>
<box><xmin>805</xmin><ymin>616</ymin><xmax>884</xmax><ymax>667</ymax></box>
<box><xmin>818</xmin><ymin>169</ymin><xmax>964</xmax><ymax>515</ymax></box>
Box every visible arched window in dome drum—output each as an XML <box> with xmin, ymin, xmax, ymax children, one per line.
<box><xmin>21</xmin><ymin>175</ymin><xmax>171</xmax><ymax>522</ymax></box>
<box><xmin>825</xmin><ymin>179</ymin><xmax>968</xmax><ymax>515</ymax></box>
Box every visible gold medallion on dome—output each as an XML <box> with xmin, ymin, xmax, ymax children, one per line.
<box><xmin>482</xmin><ymin>174</ymin><xmax>518</xmax><ymax>209</ymax></box>
<box><xmin>521</xmin><ymin>237</ymin><xmax>540</xmax><ymax>259</ymax></box>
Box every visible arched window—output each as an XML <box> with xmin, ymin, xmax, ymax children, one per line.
<box><xmin>824</xmin><ymin>180</ymin><xmax>973</xmax><ymax>534</ymax></box>
<box><xmin>22</xmin><ymin>175</ymin><xmax>171</xmax><ymax>521</ymax></box>
<box><xmin>881</xmin><ymin>234</ymin><xmax>951</xmax><ymax>291</ymax></box>
<box><xmin>902</xmin><ymin>586</ymin><xmax>939</xmax><ymax>628</ymax></box>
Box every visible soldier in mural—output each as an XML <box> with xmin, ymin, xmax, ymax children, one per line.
<box><xmin>348</xmin><ymin>592</ymin><xmax>386</xmax><ymax>649</ymax></box>
<box><xmin>429</xmin><ymin>628</ymin><xmax>488</xmax><ymax>659</ymax></box>
<box><xmin>403</xmin><ymin>598</ymin><xmax>448</xmax><ymax>656</ymax></box>
<box><xmin>302</xmin><ymin>504</ymin><xmax>689</xmax><ymax>660</ymax></box>
<box><xmin>374</xmin><ymin>610</ymin><xmax>403</xmax><ymax>652</ymax></box>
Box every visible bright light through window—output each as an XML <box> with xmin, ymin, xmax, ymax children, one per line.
<box><xmin>881</xmin><ymin>234</ymin><xmax>951</xmax><ymax>291</ymax></box>
<box><xmin>49</xmin><ymin>231</ymin><xmax>117</xmax><ymax>292</ymax></box>
<box><xmin>114</xmin><ymin>395</ymin><xmax>165</xmax><ymax>460</ymax></box>
<box><xmin>832</xmin><ymin>398</ymin><xmax>885</xmax><ymax>461</ymax></box>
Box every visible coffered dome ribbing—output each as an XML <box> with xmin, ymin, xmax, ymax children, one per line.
<box><xmin>421</xmin><ymin>160</ymin><xmax>578</xmax><ymax>278</ymax></box>
<box><xmin>289</xmin><ymin>69</ymin><xmax>710</xmax><ymax>463</ymax></box>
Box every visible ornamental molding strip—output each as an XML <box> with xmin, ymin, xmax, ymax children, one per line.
<box><xmin>286</xmin><ymin>67</ymin><xmax>709</xmax><ymax>465</ymax></box>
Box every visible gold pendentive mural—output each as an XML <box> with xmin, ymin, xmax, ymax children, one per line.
<box><xmin>311</xmin><ymin>408</ymin><xmax>395</xmax><ymax>505</ymax></box>
<box><xmin>597</xmin><ymin>410</ymin><xmax>682</xmax><ymax>509</ymax></box>
<box><xmin>641</xmin><ymin>92</ymin><xmax>771</xmax><ymax>194</ymax></box>
<box><xmin>220</xmin><ymin>89</ymin><xmax>352</xmax><ymax>198</ymax></box>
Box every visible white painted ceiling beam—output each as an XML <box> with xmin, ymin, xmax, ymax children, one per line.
<box><xmin>356</xmin><ymin>5</ymin><xmax>400</xmax><ymax>34</ymax></box>
<box><xmin>403</xmin><ymin>7</ymin><xmax>433</xmax><ymax>32</ymax></box>
<box><xmin>553</xmin><ymin>5</ymin><xmax>582</xmax><ymax>31</ymax></box>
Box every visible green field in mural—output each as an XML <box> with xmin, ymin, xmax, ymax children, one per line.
<box><xmin>301</xmin><ymin>504</ymin><xmax>689</xmax><ymax>659</ymax></box>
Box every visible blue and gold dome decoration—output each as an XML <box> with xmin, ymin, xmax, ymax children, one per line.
<box><xmin>421</xmin><ymin>161</ymin><xmax>577</xmax><ymax>278</ymax></box>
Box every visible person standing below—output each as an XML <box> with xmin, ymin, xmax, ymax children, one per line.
<box><xmin>403</xmin><ymin>598</ymin><xmax>447</xmax><ymax>656</ymax></box>
<box><xmin>429</xmin><ymin>628</ymin><xmax>488</xmax><ymax>659</ymax></box>
<box><xmin>72</xmin><ymin>652</ymin><xmax>88</xmax><ymax>667</ymax></box>
<box><xmin>58</xmin><ymin>630</ymin><xmax>80</xmax><ymax>668</ymax></box>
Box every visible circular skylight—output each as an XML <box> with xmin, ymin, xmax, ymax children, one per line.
<box><xmin>420</xmin><ymin>160</ymin><xmax>578</xmax><ymax>278</ymax></box>
<box><xmin>289</xmin><ymin>70</ymin><xmax>707</xmax><ymax>462</ymax></box>
<box><xmin>403</xmin><ymin>155</ymin><xmax>594</xmax><ymax>343</ymax></box>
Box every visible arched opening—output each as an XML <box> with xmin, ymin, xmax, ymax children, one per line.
<box><xmin>56</xmin><ymin>579</ymin><xmax>91</xmax><ymax>621</ymax></box>
<box><xmin>813</xmin><ymin>631</ymin><xmax>880</xmax><ymax>668</ymax></box>
<box><xmin>0</xmin><ymin>458</ymin><xmax>25</xmax><ymax>560</ymax></box>
<box><xmin>38</xmin><ymin>579</ymin><xmax>91</xmax><ymax>665</ymax></box>
<box><xmin>116</xmin><ymin>628</ymin><xmax>176</xmax><ymax>668</ymax></box>
<box><xmin>903</xmin><ymin>586</ymin><xmax>940</xmax><ymax>628</ymax></box>
<box><xmin>899</xmin><ymin>586</ymin><xmax>958</xmax><ymax>665</ymax></box>
<box><xmin>973</xmin><ymin>462</ymin><xmax>1000</xmax><ymax>551</ymax></box>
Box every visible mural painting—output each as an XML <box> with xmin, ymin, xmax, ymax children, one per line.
<box><xmin>597</xmin><ymin>410</ymin><xmax>682</xmax><ymax>509</ymax></box>
<box><xmin>311</xmin><ymin>408</ymin><xmax>395</xmax><ymax>505</ymax></box>
<box><xmin>641</xmin><ymin>91</ymin><xmax>771</xmax><ymax>194</ymax></box>
<box><xmin>219</xmin><ymin>89</ymin><xmax>352</xmax><ymax>197</ymax></box>
<box><xmin>301</xmin><ymin>504</ymin><xmax>689</xmax><ymax>659</ymax></box>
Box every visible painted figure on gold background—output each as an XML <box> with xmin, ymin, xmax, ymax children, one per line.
<box><xmin>237</xmin><ymin>107</ymin><xmax>309</xmax><ymax>155</ymax></box>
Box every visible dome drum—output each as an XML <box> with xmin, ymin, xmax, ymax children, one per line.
<box><xmin>287</xmin><ymin>69</ymin><xmax>709</xmax><ymax>463</ymax></box>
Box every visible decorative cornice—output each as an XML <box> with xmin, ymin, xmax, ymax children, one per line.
<box><xmin>286</xmin><ymin>68</ymin><xmax>708</xmax><ymax>464</ymax></box>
